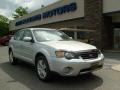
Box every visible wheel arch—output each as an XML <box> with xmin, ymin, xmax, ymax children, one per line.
<box><xmin>35</xmin><ymin>52</ymin><xmax>46</xmax><ymax>63</ymax></box>
<box><xmin>34</xmin><ymin>52</ymin><xmax>52</xmax><ymax>70</ymax></box>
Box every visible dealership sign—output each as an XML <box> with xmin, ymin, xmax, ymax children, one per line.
<box><xmin>15</xmin><ymin>2</ymin><xmax>77</xmax><ymax>26</ymax></box>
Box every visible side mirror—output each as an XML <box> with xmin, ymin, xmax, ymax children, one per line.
<box><xmin>23</xmin><ymin>37</ymin><xmax>32</xmax><ymax>42</ymax></box>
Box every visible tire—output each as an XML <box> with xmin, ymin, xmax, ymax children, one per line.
<box><xmin>35</xmin><ymin>55</ymin><xmax>52</xmax><ymax>81</ymax></box>
<box><xmin>9</xmin><ymin>50</ymin><xmax>18</xmax><ymax>65</ymax></box>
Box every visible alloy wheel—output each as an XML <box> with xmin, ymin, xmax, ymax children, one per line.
<box><xmin>37</xmin><ymin>60</ymin><xmax>47</xmax><ymax>79</ymax></box>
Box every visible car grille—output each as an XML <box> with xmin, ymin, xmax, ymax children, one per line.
<box><xmin>75</xmin><ymin>49</ymin><xmax>100</xmax><ymax>59</ymax></box>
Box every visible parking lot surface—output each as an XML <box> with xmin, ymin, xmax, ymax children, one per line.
<box><xmin>0</xmin><ymin>46</ymin><xmax>120</xmax><ymax>90</ymax></box>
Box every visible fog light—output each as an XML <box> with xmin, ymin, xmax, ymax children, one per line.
<box><xmin>63</xmin><ymin>67</ymin><xmax>73</xmax><ymax>74</ymax></box>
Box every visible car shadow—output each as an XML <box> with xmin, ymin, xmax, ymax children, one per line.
<box><xmin>0</xmin><ymin>62</ymin><xmax>103</xmax><ymax>90</ymax></box>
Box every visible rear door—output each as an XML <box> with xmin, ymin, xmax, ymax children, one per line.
<box><xmin>12</xmin><ymin>30</ymin><xmax>24</xmax><ymax>58</ymax></box>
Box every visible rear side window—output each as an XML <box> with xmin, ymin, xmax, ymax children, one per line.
<box><xmin>14</xmin><ymin>30</ymin><xmax>24</xmax><ymax>41</ymax></box>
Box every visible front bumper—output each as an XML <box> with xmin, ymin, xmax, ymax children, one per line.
<box><xmin>51</xmin><ymin>54</ymin><xmax>104</xmax><ymax>76</ymax></box>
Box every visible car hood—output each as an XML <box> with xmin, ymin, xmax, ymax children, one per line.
<box><xmin>41</xmin><ymin>40</ymin><xmax>97</xmax><ymax>52</ymax></box>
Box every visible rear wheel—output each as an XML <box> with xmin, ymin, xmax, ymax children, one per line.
<box><xmin>35</xmin><ymin>56</ymin><xmax>52</xmax><ymax>81</ymax></box>
<box><xmin>9</xmin><ymin>50</ymin><xmax>18</xmax><ymax>65</ymax></box>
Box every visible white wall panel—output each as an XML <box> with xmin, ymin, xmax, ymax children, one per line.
<box><xmin>103</xmin><ymin>0</ymin><xmax>120</xmax><ymax>13</ymax></box>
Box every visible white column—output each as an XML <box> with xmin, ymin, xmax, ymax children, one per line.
<box><xmin>74</xmin><ymin>31</ymin><xmax>77</xmax><ymax>40</ymax></box>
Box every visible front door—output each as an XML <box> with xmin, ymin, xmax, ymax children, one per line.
<box><xmin>20</xmin><ymin>30</ymin><xmax>34</xmax><ymax>63</ymax></box>
<box><xmin>114</xmin><ymin>28</ymin><xmax>120</xmax><ymax>49</ymax></box>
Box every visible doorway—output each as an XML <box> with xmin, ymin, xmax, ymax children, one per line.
<box><xmin>114</xmin><ymin>28</ymin><xmax>120</xmax><ymax>49</ymax></box>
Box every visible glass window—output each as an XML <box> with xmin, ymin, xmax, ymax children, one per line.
<box><xmin>62</xmin><ymin>31</ymin><xmax>74</xmax><ymax>39</ymax></box>
<box><xmin>21</xmin><ymin>30</ymin><xmax>32</xmax><ymax>40</ymax></box>
<box><xmin>14</xmin><ymin>30</ymin><xmax>24</xmax><ymax>41</ymax></box>
<box><xmin>33</xmin><ymin>30</ymin><xmax>71</xmax><ymax>42</ymax></box>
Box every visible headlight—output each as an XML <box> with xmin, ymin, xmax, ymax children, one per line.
<box><xmin>55</xmin><ymin>51</ymin><xmax>75</xmax><ymax>59</ymax></box>
<box><xmin>64</xmin><ymin>52</ymin><xmax>75</xmax><ymax>59</ymax></box>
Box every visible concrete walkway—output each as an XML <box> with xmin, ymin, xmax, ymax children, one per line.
<box><xmin>112</xmin><ymin>64</ymin><xmax>120</xmax><ymax>71</ymax></box>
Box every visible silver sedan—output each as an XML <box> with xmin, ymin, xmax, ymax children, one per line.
<box><xmin>8</xmin><ymin>28</ymin><xmax>104</xmax><ymax>81</ymax></box>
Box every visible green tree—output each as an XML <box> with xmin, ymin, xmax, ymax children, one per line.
<box><xmin>12</xmin><ymin>6</ymin><xmax>28</xmax><ymax>18</ymax></box>
<box><xmin>0</xmin><ymin>15</ymin><xmax>9</xmax><ymax>23</ymax></box>
<box><xmin>0</xmin><ymin>15</ymin><xmax>9</xmax><ymax>37</ymax></box>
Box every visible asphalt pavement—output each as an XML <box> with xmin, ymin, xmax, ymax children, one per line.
<box><xmin>0</xmin><ymin>46</ymin><xmax>120</xmax><ymax>90</ymax></box>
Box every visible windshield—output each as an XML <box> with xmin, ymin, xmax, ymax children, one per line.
<box><xmin>33</xmin><ymin>30</ymin><xmax>72</xmax><ymax>42</ymax></box>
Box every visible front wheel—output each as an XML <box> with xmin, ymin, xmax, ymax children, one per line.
<box><xmin>35</xmin><ymin>56</ymin><xmax>52</xmax><ymax>81</ymax></box>
<box><xmin>9</xmin><ymin>51</ymin><xmax>18</xmax><ymax>65</ymax></box>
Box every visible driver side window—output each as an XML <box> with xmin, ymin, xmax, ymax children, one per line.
<box><xmin>21</xmin><ymin>30</ymin><xmax>33</xmax><ymax>41</ymax></box>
